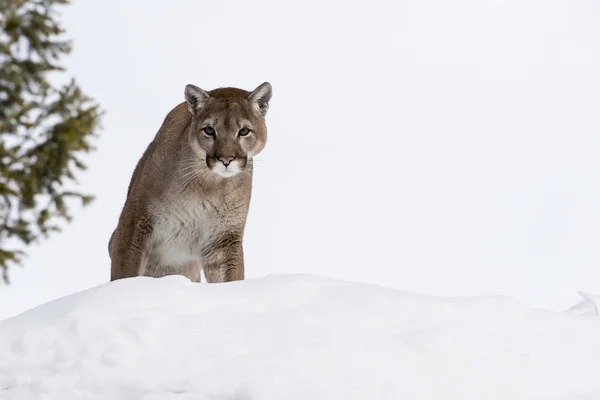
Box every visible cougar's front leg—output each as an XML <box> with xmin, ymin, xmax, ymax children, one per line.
<box><xmin>110</xmin><ymin>217</ymin><xmax>153</xmax><ymax>281</ymax></box>
<box><xmin>202</xmin><ymin>233</ymin><xmax>245</xmax><ymax>283</ymax></box>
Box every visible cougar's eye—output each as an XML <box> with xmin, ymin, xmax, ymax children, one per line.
<box><xmin>238</xmin><ymin>127</ymin><xmax>250</xmax><ymax>137</ymax></box>
<box><xmin>203</xmin><ymin>126</ymin><xmax>216</xmax><ymax>137</ymax></box>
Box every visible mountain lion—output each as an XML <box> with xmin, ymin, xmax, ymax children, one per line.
<box><xmin>108</xmin><ymin>82</ymin><xmax>272</xmax><ymax>283</ymax></box>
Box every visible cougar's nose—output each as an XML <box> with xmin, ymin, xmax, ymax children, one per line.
<box><xmin>218</xmin><ymin>156</ymin><xmax>235</xmax><ymax>167</ymax></box>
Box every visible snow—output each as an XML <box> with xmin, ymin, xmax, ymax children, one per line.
<box><xmin>568</xmin><ymin>291</ymin><xmax>600</xmax><ymax>316</ymax></box>
<box><xmin>1</xmin><ymin>275</ymin><xmax>600</xmax><ymax>399</ymax></box>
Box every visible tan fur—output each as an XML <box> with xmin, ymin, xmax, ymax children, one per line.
<box><xmin>109</xmin><ymin>83</ymin><xmax>272</xmax><ymax>283</ymax></box>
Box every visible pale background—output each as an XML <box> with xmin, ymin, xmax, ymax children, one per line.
<box><xmin>1</xmin><ymin>0</ymin><xmax>599</xmax><ymax>320</ymax></box>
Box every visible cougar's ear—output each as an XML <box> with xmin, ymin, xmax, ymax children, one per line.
<box><xmin>248</xmin><ymin>82</ymin><xmax>272</xmax><ymax>116</ymax></box>
<box><xmin>184</xmin><ymin>84</ymin><xmax>210</xmax><ymax>113</ymax></box>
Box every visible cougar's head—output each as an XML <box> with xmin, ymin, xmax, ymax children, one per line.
<box><xmin>184</xmin><ymin>82</ymin><xmax>272</xmax><ymax>178</ymax></box>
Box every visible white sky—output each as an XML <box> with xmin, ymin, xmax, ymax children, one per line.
<box><xmin>1</xmin><ymin>0</ymin><xmax>600</xmax><ymax>319</ymax></box>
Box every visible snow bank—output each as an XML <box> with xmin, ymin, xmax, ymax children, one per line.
<box><xmin>1</xmin><ymin>275</ymin><xmax>600</xmax><ymax>399</ymax></box>
<box><xmin>566</xmin><ymin>291</ymin><xmax>600</xmax><ymax>317</ymax></box>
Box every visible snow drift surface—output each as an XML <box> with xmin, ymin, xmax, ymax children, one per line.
<box><xmin>1</xmin><ymin>275</ymin><xmax>600</xmax><ymax>400</ymax></box>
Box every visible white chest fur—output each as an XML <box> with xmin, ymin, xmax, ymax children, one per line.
<box><xmin>147</xmin><ymin>197</ymin><xmax>218</xmax><ymax>270</ymax></box>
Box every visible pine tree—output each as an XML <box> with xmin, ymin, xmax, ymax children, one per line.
<box><xmin>0</xmin><ymin>0</ymin><xmax>102</xmax><ymax>283</ymax></box>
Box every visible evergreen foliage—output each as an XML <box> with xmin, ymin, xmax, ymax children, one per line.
<box><xmin>0</xmin><ymin>0</ymin><xmax>102</xmax><ymax>282</ymax></box>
